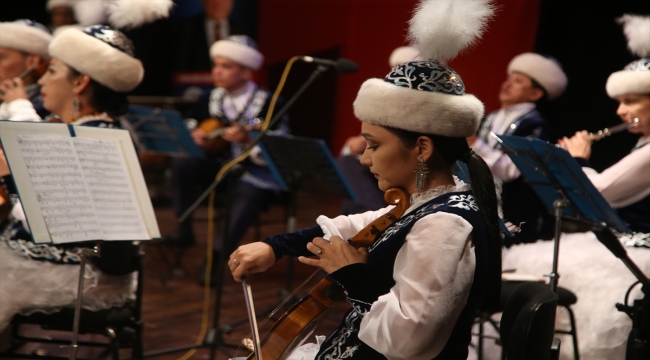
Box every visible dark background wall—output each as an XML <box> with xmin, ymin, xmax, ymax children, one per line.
<box><xmin>3</xmin><ymin>0</ymin><xmax>650</xmax><ymax>170</ymax></box>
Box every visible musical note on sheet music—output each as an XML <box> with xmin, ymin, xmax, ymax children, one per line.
<box><xmin>17</xmin><ymin>135</ymin><xmax>103</xmax><ymax>243</ymax></box>
<box><xmin>73</xmin><ymin>138</ymin><xmax>149</xmax><ymax>240</ymax></box>
<box><xmin>17</xmin><ymin>135</ymin><xmax>150</xmax><ymax>243</ymax></box>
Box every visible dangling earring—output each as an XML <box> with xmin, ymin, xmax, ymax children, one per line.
<box><xmin>414</xmin><ymin>156</ymin><xmax>429</xmax><ymax>194</ymax></box>
<box><xmin>71</xmin><ymin>97</ymin><xmax>80</xmax><ymax>120</ymax></box>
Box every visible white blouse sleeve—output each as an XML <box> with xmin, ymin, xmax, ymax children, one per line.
<box><xmin>316</xmin><ymin>205</ymin><xmax>394</xmax><ymax>240</ymax></box>
<box><xmin>473</xmin><ymin>138</ymin><xmax>521</xmax><ymax>182</ymax></box>
<box><xmin>583</xmin><ymin>144</ymin><xmax>650</xmax><ymax>208</ymax></box>
<box><xmin>357</xmin><ymin>212</ymin><xmax>476</xmax><ymax>360</ymax></box>
<box><xmin>0</xmin><ymin>99</ymin><xmax>42</xmax><ymax>121</ymax></box>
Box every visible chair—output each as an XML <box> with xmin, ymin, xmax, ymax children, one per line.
<box><xmin>0</xmin><ymin>241</ymin><xmax>144</xmax><ymax>360</ymax></box>
<box><xmin>475</xmin><ymin>281</ymin><xmax>580</xmax><ymax>360</ymax></box>
<box><xmin>500</xmin><ymin>282</ymin><xmax>561</xmax><ymax>360</ymax></box>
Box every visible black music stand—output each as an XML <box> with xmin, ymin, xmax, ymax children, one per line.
<box><xmin>120</xmin><ymin>105</ymin><xmax>204</xmax><ymax>158</ymax></box>
<box><xmin>496</xmin><ymin>134</ymin><xmax>650</xmax><ymax>359</ymax></box>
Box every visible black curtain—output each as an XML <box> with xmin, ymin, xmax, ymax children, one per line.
<box><xmin>534</xmin><ymin>0</ymin><xmax>650</xmax><ymax>171</ymax></box>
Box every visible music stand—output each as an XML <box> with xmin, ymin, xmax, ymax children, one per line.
<box><xmin>496</xmin><ymin>134</ymin><xmax>650</xmax><ymax>359</ymax></box>
<box><xmin>120</xmin><ymin>105</ymin><xmax>204</xmax><ymax>158</ymax></box>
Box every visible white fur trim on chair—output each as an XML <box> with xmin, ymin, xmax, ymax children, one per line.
<box><xmin>389</xmin><ymin>46</ymin><xmax>421</xmax><ymax>67</ymax></box>
<box><xmin>508</xmin><ymin>52</ymin><xmax>568</xmax><ymax>100</ymax></box>
<box><xmin>353</xmin><ymin>78</ymin><xmax>484</xmax><ymax>137</ymax></box>
<box><xmin>49</xmin><ymin>28</ymin><xmax>143</xmax><ymax>92</ymax></box>
<box><xmin>0</xmin><ymin>22</ymin><xmax>52</xmax><ymax>59</ymax></box>
<box><xmin>209</xmin><ymin>40</ymin><xmax>264</xmax><ymax>71</ymax></box>
<box><xmin>606</xmin><ymin>70</ymin><xmax>650</xmax><ymax>98</ymax></box>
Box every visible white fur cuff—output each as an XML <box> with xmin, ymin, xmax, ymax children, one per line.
<box><xmin>209</xmin><ymin>40</ymin><xmax>263</xmax><ymax>71</ymax></box>
<box><xmin>606</xmin><ymin>70</ymin><xmax>650</xmax><ymax>98</ymax></box>
<box><xmin>49</xmin><ymin>28</ymin><xmax>143</xmax><ymax>92</ymax></box>
<box><xmin>508</xmin><ymin>52</ymin><xmax>567</xmax><ymax>100</ymax></box>
<box><xmin>0</xmin><ymin>23</ymin><xmax>52</xmax><ymax>59</ymax></box>
<box><xmin>353</xmin><ymin>78</ymin><xmax>484</xmax><ymax>137</ymax></box>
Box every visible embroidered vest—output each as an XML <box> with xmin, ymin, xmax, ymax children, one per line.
<box><xmin>316</xmin><ymin>190</ymin><xmax>489</xmax><ymax>360</ymax></box>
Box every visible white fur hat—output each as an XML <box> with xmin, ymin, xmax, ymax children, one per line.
<box><xmin>73</xmin><ymin>0</ymin><xmax>173</xmax><ymax>29</ymax></box>
<box><xmin>354</xmin><ymin>0</ymin><xmax>494</xmax><ymax>137</ymax></box>
<box><xmin>0</xmin><ymin>20</ymin><xmax>52</xmax><ymax>59</ymax></box>
<box><xmin>49</xmin><ymin>25</ymin><xmax>143</xmax><ymax>92</ymax></box>
<box><xmin>389</xmin><ymin>46</ymin><xmax>421</xmax><ymax>67</ymax></box>
<box><xmin>210</xmin><ymin>35</ymin><xmax>264</xmax><ymax>71</ymax></box>
<box><xmin>606</xmin><ymin>15</ymin><xmax>650</xmax><ymax>98</ymax></box>
<box><xmin>47</xmin><ymin>0</ymin><xmax>74</xmax><ymax>11</ymax></box>
<box><xmin>507</xmin><ymin>53</ymin><xmax>568</xmax><ymax>100</ymax></box>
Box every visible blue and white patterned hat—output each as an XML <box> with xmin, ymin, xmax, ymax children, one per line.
<box><xmin>606</xmin><ymin>15</ymin><xmax>650</xmax><ymax>98</ymax></box>
<box><xmin>210</xmin><ymin>35</ymin><xmax>264</xmax><ymax>71</ymax></box>
<box><xmin>49</xmin><ymin>25</ymin><xmax>143</xmax><ymax>92</ymax></box>
<box><xmin>354</xmin><ymin>0</ymin><xmax>493</xmax><ymax>137</ymax></box>
<box><xmin>0</xmin><ymin>20</ymin><xmax>52</xmax><ymax>59</ymax></box>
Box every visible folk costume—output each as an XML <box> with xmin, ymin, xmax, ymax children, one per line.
<box><xmin>261</xmin><ymin>1</ymin><xmax>499</xmax><ymax>359</ymax></box>
<box><xmin>501</xmin><ymin>15</ymin><xmax>650</xmax><ymax>360</ymax></box>
<box><xmin>0</xmin><ymin>20</ymin><xmax>52</xmax><ymax>121</ymax></box>
<box><xmin>473</xmin><ymin>53</ymin><xmax>568</xmax><ymax>245</ymax></box>
<box><xmin>169</xmin><ymin>35</ymin><xmax>289</xmax><ymax>255</ymax></box>
<box><xmin>0</xmin><ymin>25</ymin><xmax>145</xmax><ymax>332</ymax></box>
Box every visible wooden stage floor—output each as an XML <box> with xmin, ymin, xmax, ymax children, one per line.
<box><xmin>6</xmin><ymin>192</ymin><xmax>351</xmax><ymax>360</ymax></box>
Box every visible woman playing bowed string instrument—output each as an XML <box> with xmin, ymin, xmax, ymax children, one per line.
<box><xmin>228</xmin><ymin>1</ymin><xmax>502</xmax><ymax>359</ymax></box>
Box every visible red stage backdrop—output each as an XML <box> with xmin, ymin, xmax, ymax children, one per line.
<box><xmin>257</xmin><ymin>0</ymin><xmax>541</xmax><ymax>152</ymax></box>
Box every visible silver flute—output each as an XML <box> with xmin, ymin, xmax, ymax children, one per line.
<box><xmin>588</xmin><ymin>118</ymin><xmax>640</xmax><ymax>141</ymax></box>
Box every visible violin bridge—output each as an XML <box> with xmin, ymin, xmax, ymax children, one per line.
<box><xmin>242</xmin><ymin>338</ymin><xmax>255</xmax><ymax>352</ymax></box>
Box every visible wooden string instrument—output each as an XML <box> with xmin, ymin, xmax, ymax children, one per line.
<box><xmin>197</xmin><ymin>117</ymin><xmax>262</xmax><ymax>157</ymax></box>
<box><xmin>0</xmin><ymin>186</ymin><xmax>12</xmax><ymax>225</ymax></box>
<box><xmin>245</xmin><ymin>187</ymin><xmax>410</xmax><ymax>360</ymax></box>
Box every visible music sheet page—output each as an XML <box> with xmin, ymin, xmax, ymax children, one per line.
<box><xmin>17</xmin><ymin>135</ymin><xmax>103</xmax><ymax>243</ymax></box>
<box><xmin>73</xmin><ymin>138</ymin><xmax>149</xmax><ymax>240</ymax></box>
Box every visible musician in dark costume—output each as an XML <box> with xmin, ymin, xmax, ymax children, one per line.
<box><xmin>504</xmin><ymin>14</ymin><xmax>650</xmax><ymax>360</ymax></box>
<box><xmin>228</xmin><ymin>1</ymin><xmax>502</xmax><ymax>359</ymax></box>
<box><xmin>0</xmin><ymin>20</ymin><xmax>52</xmax><ymax>120</ymax></box>
<box><xmin>163</xmin><ymin>35</ymin><xmax>289</xmax><ymax>286</ymax></box>
<box><xmin>470</xmin><ymin>52</ymin><xmax>568</xmax><ymax>246</ymax></box>
<box><xmin>0</xmin><ymin>25</ymin><xmax>146</xmax><ymax>332</ymax></box>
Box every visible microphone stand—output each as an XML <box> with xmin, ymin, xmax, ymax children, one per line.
<box><xmin>145</xmin><ymin>64</ymin><xmax>330</xmax><ymax>360</ymax></box>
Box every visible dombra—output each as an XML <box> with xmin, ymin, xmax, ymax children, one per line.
<box><xmin>242</xmin><ymin>187</ymin><xmax>410</xmax><ymax>360</ymax></box>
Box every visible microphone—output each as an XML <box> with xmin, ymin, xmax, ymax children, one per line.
<box><xmin>300</xmin><ymin>56</ymin><xmax>359</xmax><ymax>74</ymax></box>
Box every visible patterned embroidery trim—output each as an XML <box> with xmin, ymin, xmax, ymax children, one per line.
<box><xmin>384</xmin><ymin>61</ymin><xmax>465</xmax><ymax>95</ymax></box>
<box><xmin>6</xmin><ymin>239</ymin><xmax>82</xmax><ymax>263</ymax></box>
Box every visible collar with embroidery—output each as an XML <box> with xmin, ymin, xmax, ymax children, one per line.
<box><xmin>408</xmin><ymin>176</ymin><xmax>471</xmax><ymax>213</ymax></box>
<box><xmin>71</xmin><ymin>112</ymin><xmax>113</xmax><ymax>125</ymax></box>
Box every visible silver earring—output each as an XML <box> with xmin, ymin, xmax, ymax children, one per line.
<box><xmin>72</xmin><ymin>97</ymin><xmax>80</xmax><ymax>120</ymax></box>
<box><xmin>414</xmin><ymin>156</ymin><xmax>429</xmax><ymax>194</ymax></box>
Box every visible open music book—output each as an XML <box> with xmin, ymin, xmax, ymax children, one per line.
<box><xmin>0</xmin><ymin>121</ymin><xmax>160</xmax><ymax>244</ymax></box>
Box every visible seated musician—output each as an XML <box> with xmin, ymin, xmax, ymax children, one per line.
<box><xmin>163</xmin><ymin>35</ymin><xmax>290</xmax><ymax>286</ymax></box>
<box><xmin>0</xmin><ymin>25</ymin><xmax>145</xmax><ymax>332</ymax></box>
<box><xmin>504</xmin><ymin>14</ymin><xmax>650</xmax><ymax>359</ymax></box>
<box><xmin>0</xmin><ymin>19</ymin><xmax>52</xmax><ymax>120</ymax></box>
<box><xmin>227</xmin><ymin>1</ymin><xmax>502</xmax><ymax>359</ymax></box>
<box><xmin>469</xmin><ymin>52</ymin><xmax>568</xmax><ymax>246</ymax></box>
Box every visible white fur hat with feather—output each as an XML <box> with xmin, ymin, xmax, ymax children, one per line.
<box><xmin>353</xmin><ymin>0</ymin><xmax>494</xmax><ymax>137</ymax></box>
<box><xmin>507</xmin><ymin>53</ymin><xmax>567</xmax><ymax>100</ymax></box>
<box><xmin>73</xmin><ymin>0</ymin><xmax>173</xmax><ymax>29</ymax></box>
<box><xmin>0</xmin><ymin>20</ymin><xmax>52</xmax><ymax>59</ymax></box>
<box><xmin>49</xmin><ymin>25</ymin><xmax>143</xmax><ymax>92</ymax></box>
<box><xmin>606</xmin><ymin>14</ymin><xmax>650</xmax><ymax>98</ymax></box>
<box><xmin>389</xmin><ymin>46</ymin><xmax>421</xmax><ymax>68</ymax></box>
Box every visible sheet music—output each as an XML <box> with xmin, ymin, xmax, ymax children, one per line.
<box><xmin>73</xmin><ymin>138</ymin><xmax>149</xmax><ymax>240</ymax></box>
<box><xmin>17</xmin><ymin>135</ymin><xmax>103</xmax><ymax>243</ymax></box>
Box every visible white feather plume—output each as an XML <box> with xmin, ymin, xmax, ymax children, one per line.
<box><xmin>108</xmin><ymin>0</ymin><xmax>174</xmax><ymax>29</ymax></box>
<box><xmin>617</xmin><ymin>14</ymin><xmax>650</xmax><ymax>58</ymax></box>
<box><xmin>408</xmin><ymin>0</ymin><xmax>495</xmax><ymax>62</ymax></box>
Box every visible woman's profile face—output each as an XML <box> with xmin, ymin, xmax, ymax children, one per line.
<box><xmin>359</xmin><ymin>122</ymin><xmax>419</xmax><ymax>194</ymax></box>
<box><xmin>37</xmin><ymin>57</ymin><xmax>76</xmax><ymax>118</ymax></box>
<box><xmin>615</xmin><ymin>94</ymin><xmax>650</xmax><ymax>137</ymax></box>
